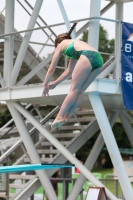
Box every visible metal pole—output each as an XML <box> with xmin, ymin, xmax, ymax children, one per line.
<box><xmin>67</xmin><ymin>111</ymin><xmax>119</xmax><ymax>200</ymax></box>
<box><xmin>116</xmin><ymin>2</ymin><xmax>123</xmax><ymax>21</ymax></box>
<box><xmin>88</xmin><ymin>0</ymin><xmax>101</xmax><ymax>50</ymax></box>
<box><xmin>56</xmin><ymin>0</ymin><xmax>75</xmax><ymax>38</ymax></box>
<box><xmin>122</xmin><ymin>111</ymin><xmax>133</xmax><ymax>123</ymax></box>
<box><xmin>0</xmin><ymin>72</ymin><xmax>5</xmax><ymax>87</ymax></box>
<box><xmin>63</xmin><ymin>179</ymin><xmax>66</xmax><ymax>200</ymax></box>
<box><xmin>119</xmin><ymin>113</ymin><xmax>133</xmax><ymax>147</ymax></box>
<box><xmin>6</xmin><ymin>157</ymin><xmax>9</xmax><ymax>200</ymax></box>
<box><xmin>0</xmin><ymin>17</ymin><xmax>119</xmax><ymax>39</ymax></box>
<box><xmin>101</xmin><ymin>2</ymin><xmax>115</xmax><ymax>16</ymax></box>
<box><xmin>16</xmin><ymin>53</ymin><xmax>54</xmax><ymax>85</ymax></box>
<box><xmin>116</xmin><ymin>180</ymin><xmax>119</xmax><ymax>198</ymax></box>
<box><xmin>0</xmin><ymin>6</ymin><xmax>6</xmax><ymax>14</ymax></box>
<box><xmin>4</xmin><ymin>0</ymin><xmax>15</xmax><ymax>86</ymax></box>
<box><xmin>11</xmin><ymin>0</ymin><xmax>44</xmax><ymax>86</ymax></box>
<box><xmin>12</xmin><ymin>101</ymin><xmax>118</xmax><ymax>200</ymax></box>
<box><xmin>0</xmin><ymin>103</ymin><xmax>31</xmax><ymax>132</ymax></box>
<box><xmin>88</xmin><ymin>92</ymin><xmax>133</xmax><ymax>200</ymax></box>
<box><xmin>114</xmin><ymin>2</ymin><xmax>123</xmax><ymax>80</ymax></box>
<box><xmin>24</xmin><ymin>0</ymin><xmax>57</xmax><ymax>38</ymax></box>
<box><xmin>7</xmin><ymin>102</ymin><xmax>57</xmax><ymax>200</ymax></box>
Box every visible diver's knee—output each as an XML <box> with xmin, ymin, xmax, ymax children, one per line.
<box><xmin>70</xmin><ymin>88</ymin><xmax>79</xmax><ymax>96</ymax></box>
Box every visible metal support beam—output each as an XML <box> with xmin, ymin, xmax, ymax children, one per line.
<box><xmin>88</xmin><ymin>92</ymin><xmax>133</xmax><ymax>200</ymax></box>
<box><xmin>11</xmin><ymin>0</ymin><xmax>44</xmax><ymax>86</ymax></box>
<box><xmin>24</xmin><ymin>0</ymin><xmax>56</xmax><ymax>38</ymax></box>
<box><xmin>76</xmin><ymin>2</ymin><xmax>115</xmax><ymax>39</ymax></box>
<box><xmin>0</xmin><ymin>72</ymin><xmax>5</xmax><ymax>87</ymax></box>
<box><xmin>101</xmin><ymin>2</ymin><xmax>115</xmax><ymax>16</ymax></box>
<box><xmin>16</xmin><ymin>53</ymin><xmax>53</xmax><ymax>85</ymax></box>
<box><xmin>56</xmin><ymin>0</ymin><xmax>75</xmax><ymax>38</ymax></box>
<box><xmin>17</xmin><ymin>0</ymin><xmax>56</xmax><ymax>43</ymax></box>
<box><xmin>116</xmin><ymin>2</ymin><xmax>123</xmax><ymax>21</ymax></box>
<box><xmin>4</xmin><ymin>0</ymin><xmax>15</xmax><ymax>86</ymax></box>
<box><xmin>119</xmin><ymin>113</ymin><xmax>133</xmax><ymax>147</ymax></box>
<box><xmin>7</xmin><ymin>102</ymin><xmax>57</xmax><ymax>200</ymax></box>
<box><xmin>0</xmin><ymin>103</ymin><xmax>31</xmax><ymax>133</ymax></box>
<box><xmin>114</xmin><ymin>2</ymin><xmax>123</xmax><ymax>80</ymax></box>
<box><xmin>122</xmin><ymin>111</ymin><xmax>133</xmax><ymax>122</ymax></box>
<box><xmin>67</xmin><ymin>111</ymin><xmax>119</xmax><ymax>200</ymax></box>
<box><xmin>88</xmin><ymin>0</ymin><xmax>101</xmax><ymax>50</ymax></box>
<box><xmin>12</xmin><ymin>101</ymin><xmax>118</xmax><ymax>200</ymax></box>
<box><xmin>0</xmin><ymin>106</ymin><xmax>59</xmax><ymax>163</ymax></box>
<box><xmin>98</xmin><ymin>60</ymin><xmax>116</xmax><ymax>78</ymax></box>
<box><xmin>0</xmin><ymin>6</ymin><xmax>5</xmax><ymax>14</ymax></box>
<box><xmin>89</xmin><ymin>0</ymin><xmax>101</xmax><ymax>17</ymax></box>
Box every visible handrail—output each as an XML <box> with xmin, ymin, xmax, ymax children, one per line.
<box><xmin>0</xmin><ymin>106</ymin><xmax>59</xmax><ymax>163</ymax></box>
<box><xmin>0</xmin><ymin>17</ymin><xmax>121</xmax><ymax>38</ymax></box>
<box><xmin>0</xmin><ymin>103</ymin><xmax>31</xmax><ymax>133</ymax></box>
<box><xmin>99</xmin><ymin>56</ymin><xmax>115</xmax><ymax>73</ymax></box>
<box><xmin>17</xmin><ymin>0</ymin><xmax>55</xmax><ymax>44</ymax></box>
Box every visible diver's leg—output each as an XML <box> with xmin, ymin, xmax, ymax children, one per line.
<box><xmin>65</xmin><ymin>68</ymin><xmax>101</xmax><ymax>120</ymax></box>
<box><xmin>52</xmin><ymin>55</ymin><xmax>92</xmax><ymax>129</ymax></box>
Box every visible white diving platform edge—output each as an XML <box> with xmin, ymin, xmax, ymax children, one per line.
<box><xmin>0</xmin><ymin>78</ymin><xmax>123</xmax><ymax>110</ymax></box>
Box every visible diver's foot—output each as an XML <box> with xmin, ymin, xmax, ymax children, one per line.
<box><xmin>64</xmin><ymin>115</ymin><xmax>68</xmax><ymax>122</ymax></box>
<box><xmin>51</xmin><ymin>118</ymin><xmax>65</xmax><ymax>130</ymax></box>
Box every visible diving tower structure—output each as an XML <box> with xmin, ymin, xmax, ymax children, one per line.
<box><xmin>0</xmin><ymin>0</ymin><xmax>133</xmax><ymax>200</ymax></box>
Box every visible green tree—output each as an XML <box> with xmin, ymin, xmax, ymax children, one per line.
<box><xmin>76</xmin><ymin>122</ymin><xmax>131</xmax><ymax>169</ymax></box>
<box><xmin>113</xmin><ymin>123</ymin><xmax>132</xmax><ymax>148</ymax></box>
<box><xmin>0</xmin><ymin>108</ymin><xmax>12</xmax><ymax>128</ymax></box>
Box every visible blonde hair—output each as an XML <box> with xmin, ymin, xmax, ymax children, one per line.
<box><xmin>55</xmin><ymin>21</ymin><xmax>78</xmax><ymax>47</ymax></box>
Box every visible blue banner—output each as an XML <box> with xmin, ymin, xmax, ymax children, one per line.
<box><xmin>122</xmin><ymin>22</ymin><xmax>133</xmax><ymax>109</ymax></box>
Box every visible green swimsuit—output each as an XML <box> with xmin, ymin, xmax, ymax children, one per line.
<box><xmin>64</xmin><ymin>41</ymin><xmax>104</xmax><ymax>69</ymax></box>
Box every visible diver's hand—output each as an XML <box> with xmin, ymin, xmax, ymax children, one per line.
<box><xmin>48</xmin><ymin>82</ymin><xmax>57</xmax><ymax>90</ymax></box>
<box><xmin>42</xmin><ymin>85</ymin><xmax>49</xmax><ymax>98</ymax></box>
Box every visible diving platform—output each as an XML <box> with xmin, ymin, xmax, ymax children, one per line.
<box><xmin>0</xmin><ymin>78</ymin><xmax>123</xmax><ymax>110</ymax></box>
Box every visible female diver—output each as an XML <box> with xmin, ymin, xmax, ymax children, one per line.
<box><xmin>42</xmin><ymin>22</ymin><xmax>104</xmax><ymax>129</ymax></box>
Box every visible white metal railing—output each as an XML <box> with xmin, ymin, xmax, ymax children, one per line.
<box><xmin>0</xmin><ymin>17</ymin><xmax>122</xmax><ymax>86</ymax></box>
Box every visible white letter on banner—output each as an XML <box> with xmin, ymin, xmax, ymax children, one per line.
<box><xmin>125</xmin><ymin>43</ymin><xmax>132</xmax><ymax>52</ymax></box>
<box><xmin>125</xmin><ymin>72</ymin><xmax>132</xmax><ymax>82</ymax></box>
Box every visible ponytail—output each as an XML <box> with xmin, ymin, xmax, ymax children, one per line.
<box><xmin>55</xmin><ymin>21</ymin><xmax>79</xmax><ymax>47</ymax></box>
<box><xmin>68</xmin><ymin>21</ymin><xmax>79</xmax><ymax>36</ymax></box>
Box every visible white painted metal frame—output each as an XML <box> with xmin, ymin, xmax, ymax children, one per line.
<box><xmin>67</xmin><ymin>111</ymin><xmax>119</xmax><ymax>200</ymax></box>
<box><xmin>101</xmin><ymin>2</ymin><xmax>115</xmax><ymax>15</ymax></box>
<box><xmin>0</xmin><ymin>5</ymin><xmax>5</xmax><ymax>15</ymax></box>
<box><xmin>10</xmin><ymin>100</ymin><xmax>118</xmax><ymax>200</ymax></box>
<box><xmin>0</xmin><ymin>103</ymin><xmax>31</xmax><ymax>133</ymax></box>
<box><xmin>7</xmin><ymin>102</ymin><xmax>58</xmax><ymax>200</ymax></box>
<box><xmin>114</xmin><ymin>2</ymin><xmax>123</xmax><ymax>80</ymax></box>
<box><xmin>88</xmin><ymin>0</ymin><xmax>101</xmax><ymax>50</ymax></box>
<box><xmin>16</xmin><ymin>52</ymin><xmax>54</xmax><ymax>85</ymax></box>
<box><xmin>11</xmin><ymin>0</ymin><xmax>44</xmax><ymax>86</ymax></box>
<box><xmin>86</xmin><ymin>2</ymin><xmax>133</xmax><ymax>198</ymax></box>
<box><xmin>0</xmin><ymin>78</ymin><xmax>122</xmax><ymax>103</ymax></box>
<box><xmin>98</xmin><ymin>59</ymin><xmax>116</xmax><ymax>78</ymax></box>
<box><xmin>120</xmin><ymin>112</ymin><xmax>133</xmax><ymax>147</ymax></box>
<box><xmin>56</xmin><ymin>0</ymin><xmax>75</xmax><ymax>39</ymax></box>
<box><xmin>4</xmin><ymin>0</ymin><xmax>14</xmax><ymax>87</ymax></box>
<box><xmin>0</xmin><ymin>106</ymin><xmax>59</xmax><ymax>163</ymax></box>
<box><xmin>88</xmin><ymin>93</ymin><xmax>133</xmax><ymax>200</ymax></box>
<box><xmin>0</xmin><ymin>73</ymin><xmax>5</xmax><ymax>87</ymax></box>
<box><xmin>1</xmin><ymin>16</ymin><xmax>121</xmax><ymax>87</ymax></box>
